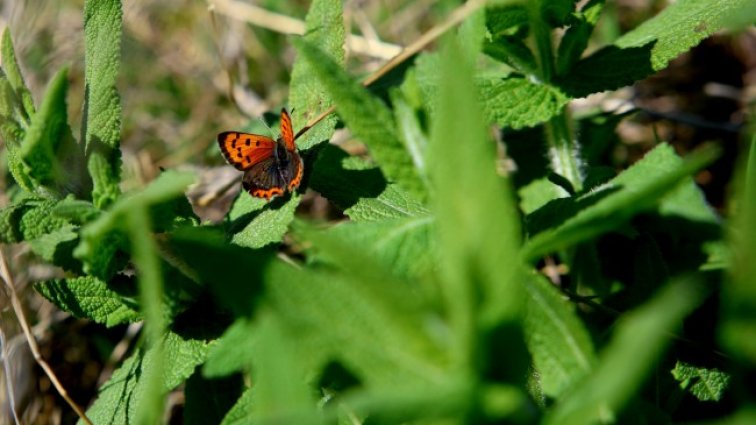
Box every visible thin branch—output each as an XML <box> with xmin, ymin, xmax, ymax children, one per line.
<box><xmin>209</xmin><ymin>0</ymin><xmax>402</xmax><ymax>60</ymax></box>
<box><xmin>0</xmin><ymin>248</ymin><xmax>94</xmax><ymax>425</ymax></box>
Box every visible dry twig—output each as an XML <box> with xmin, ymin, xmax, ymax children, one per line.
<box><xmin>209</xmin><ymin>0</ymin><xmax>402</xmax><ymax>59</ymax></box>
<box><xmin>0</xmin><ymin>328</ymin><xmax>22</xmax><ymax>425</ymax></box>
<box><xmin>0</xmin><ymin>249</ymin><xmax>93</xmax><ymax>425</ymax></box>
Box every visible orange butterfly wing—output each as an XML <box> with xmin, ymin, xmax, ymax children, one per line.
<box><xmin>279</xmin><ymin>108</ymin><xmax>296</xmax><ymax>151</ymax></box>
<box><xmin>218</xmin><ymin>131</ymin><xmax>276</xmax><ymax>171</ymax></box>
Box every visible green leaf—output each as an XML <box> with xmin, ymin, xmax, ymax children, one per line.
<box><xmin>721</xmin><ymin>137</ymin><xmax>756</xmax><ymax>364</ymax></box>
<box><xmin>556</xmin><ymin>0</ymin><xmax>604</xmax><ymax>75</ymax></box>
<box><xmin>184</xmin><ymin>371</ymin><xmax>243</xmax><ymax>425</ymax></box>
<box><xmin>538</xmin><ymin>0</ymin><xmax>575</xmax><ymax>27</ymax></box>
<box><xmin>20</xmin><ymin>67</ymin><xmax>87</xmax><ymax>196</ymax></box>
<box><xmin>523</xmin><ymin>143</ymin><xmax>719</xmax><ymax>261</ymax></box>
<box><xmin>558</xmin><ymin>0</ymin><xmax>751</xmax><ymax>97</ymax></box>
<box><xmin>483</xmin><ymin>36</ymin><xmax>538</xmax><ymax>75</ymax></box>
<box><xmin>51</xmin><ymin>196</ymin><xmax>100</xmax><ymax>224</ymax></box>
<box><xmin>294</xmin><ymin>39</ymin><xmax>425</xmax><ymax>199</ymax></box>
<box><xmin>168</xmin><ymin>226</ymin><xmax>272</xmax><ymax>318</ymax></box>
<box><xmin>478</xmin><ymin>76</ymin><xmax>569</xmax><ymax>129</ymax></box>
<box><xmin>268</xmin><ymin>259</ymin><xmax>446</xmax><ymax>388</ymax></box>
<box><xmin>204</xmin><ymin>318</ymin><xmax>257</xmax><ymax>377</ymax></box>
<box><xmin>671</xmin><ymin>361</ymin><xmax>731</xmax><ymax>402</ymax></box>
<box><xmin>18</xmin><ymin>198</ymin><xmax>71</xmax><ymax>240</ymax></box>
<box><xmin>74</xmin><ymin>170</ymin><xmax>195</xmax><ymax>278</ymax></box>
<box><xmin>27</xmin><ymin>224</ymin><xmax>81</xmax><ymax>271</ymax></box>
<box><xmin>556</xmin><ymin>44</ymin><xmax>656</xmax><ymax>98</ymax></box>
<box><xmin>518</xmin><ymin>178</ymin><xmax>566</xmax><ymax>214</ymax></box>
<box><xmin>524</xmin><ymin>273</ymin><xmax>596</xmax><ymax>399</ymax></box>
<box><xmin>317</xmin><ymin>217</ymin><xmax>436</xmax><ymax>281</ymax></box>
<box><xmin>428</xmin><ymin>37</ymin><xmax>522</xmax><ymax>333</ymax></box>
<box><xmin>80</xmin><ymin>330</ymin><xmax>210</xmax><ymax>425</ymax></box>
<box><xmin>220</xmin><ymin>386</ymin><xmax>254</xmax><ymax>425</ymax></box>
<box><xmin>226</xmin><ymin>192</ymin><xmax>300</xmax><ymax>248</ymax></box>
<box><xmin>125</xmin><ymin>205</ymin><xmax>168</xmax><ymax>425</ymax></box>
<box><xmin>34</xmin><ymin>276</ymin><xmax>140</xmax><ymax>327</ymax></box>
<box><xmin>544</xmin><ymin>279</ymin><xmax>706</xmax><ymax>425</ymax></box>
<box><xmin>1</xmin><ymin>29</ymin><xmax>35</xmax><ymax>118</ymax></box>
<box><xmin>248</xmin><ymin>314</ymin><xmax>320</xmax><ymax>424</ymax></box>
<box><xmin>308</xmin><ymin>144</ymin><xmax>428</xmax><ymax>221</ymax></box>
<box><xmin>83</xmin><ymin>0</ymin><xmax>123</xmax><ymax>208</ymax></box>
<box><xmin>0</xmin><ymin>201</ymin><xmax>25</xmax><ymax>243</ymax></box>
<box><xmin>289</xmin><ymin>0</ymin><xmax>344</xmax><ymax>150</ymax></box>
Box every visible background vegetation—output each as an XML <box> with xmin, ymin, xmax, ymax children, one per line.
<box><xmin>0</xmin><ymin>0</ymin><xmax>755</xmax><ymax>424</ymax></box>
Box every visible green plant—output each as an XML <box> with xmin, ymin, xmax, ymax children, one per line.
<box><xmin>1</xmin><ymin>0</ymin><xmax>755</xmax><ymax>424</ymax></box>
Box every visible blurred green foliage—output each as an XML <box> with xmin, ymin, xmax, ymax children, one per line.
<box><xmin>1</xmin><ymin>0</ymin><xmax>755</xmax><ymax>424</ymax></box>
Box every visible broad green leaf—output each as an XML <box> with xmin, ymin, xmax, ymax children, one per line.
<box><xmin>671</xmin><ymin>361</ymin><xmax>731</xmax><ymax>402</ymax></box>
<box><xmin>17</xmin><ymin>198</ymin><xmax>71</xmax><ymax>240</ymax></box>
<box><xmin>721</xmin><ymin>137</ymin><xmax>756</xmax><ymax>364</ymax></box>
<box><xmin>289</xmin><ymin>0</ymin><xmax>344</xmax><ymax>150</ymax></box>
<box><xmin>226</xmin><ymin>192</ymin><xmax>300</xmax><ymax>248</ymax></box>
<box><xmin>485</xmin><ymin>4</ymin><xmax>529</xmax><ymax>37</ymax></box>
<box><xmin>483</xmin><ymin>36</ymin><xmax>538</xmax><ymax>75</ymax></box>
<box><xmin>479</xmin><ymin>76</ymin><xmax>569</xmax><ymax>129</ymax></box>
<box><xmin>1</xmin><ymin>29</ymin><xmax>34</xmax><ymax>118</ymax></box>
<box><xmin>20</xmin><ymin>67</ymin><xmax>87</xmax><ymax>196</ymax></box>
<box><xmin>721</xmin><ymin>1</ymin><xmax>756</xmax><ymax>29</ymax></box>
<box><xmin>248</xmin><ymin>314</ymin><xmax>320</xmax><ymax>425</ymax></box>
<box><xmin>294</xmin><ymin>39</ymin><xmax>425</xmax><ymax>199</ymax></box>
<box><xmin>523</xmin><ymin>143</ymin><xmax>719</xmax><ymax>261</ymax></box>
<box><xmin>308</xmin><ymin>144</ymin><xmax>428</xmax><ymax>221</ymax></box>
<box><xmin>0</xmin><ymin>73</ymin><xmax>35</xmax><ymax>192</ymax></box>
<box><xmin>558</xmin><ymin>0</ymin><xmax>752</xmax><ymax>97</ymax></box>
<box><xmin>83</xmin><ymin>0</ymin><xmax>123</xmax><ymax>208</ymax></box>
<box><xmin>51</xmin><ymin>196</ymin><xmax>100</xmax><ymax>224</ymax></box>
<box><xmin>184</xmin><ymin>371</ymin><xmax>243</xmax><ymax>425</ymax></box>
<box><xmin>80</xmin><ymin>330</ymin><xmax>210</xmax><ymax>425</ymax></box>
<box><xmin>429</xmin><ymin>37</ymin><xmax>522</xmax><ymax>336</ymax></box>
<box><xmin>318</xmin><ymin>217</ymin><xmax>436</xmax><ymax>281</ymax></box>
<box><xmin>27</xmin><ymin>224</ymin><xmax>81</xmax><ymax>272</ymax></box>
<box><xmin>330</xmin><ymin>382</ymin><xmax>478</xmax><ymax>424</ymax></box>
<box><xmin>204</xmin><ymin>318</ymin><xmax>257</xmax><ymax>377</ymax></box>
<box><xmin>0</xmin><ymin>201</ymin><xmax>25</xmax><ymax>243</ymax></box>
<box><xmin>35</xmin><ymin>276</ymin><xmax>140</xmax><ymax>327</ymax></box>
<box><xmin>545</xmin><ymin>279</ymin><xmax>706</xmax><ymax>425</ymax></box>
<box><xmin>524</xmin><ymin>273</ymin><xmax>596</xmax><ymax>398</ymax></box>
<box><xmin>268</xmin><ymin>260</ymin><xmax>447</xmax><ymax>389</ymax></box>
<box><xmin>518</xmin><ymin>178</ymin><xmax>566</xmax><ymax>214</ymax></box>
<box><xmin>74</xmin><ymin>170</ymin><xmax>195</xmax><ymax>278</ymax></box>
<box><xmin>169</xmin><ymin>226</ymin><xmax>273</xmax><ymax>318</ymax></box>
<box><xmin>416</xmin><ymin>53</ymin><xmax>567</xmax><ymax>129</ymax></box>
<box><xmin>538</xmin><ymin>0</ymin><xmax>575</xmax><ymax>27</ymax></box>
<box><xmin>556</xmin><ymin>0</ymin><xmax>605</xmax><ymax>75</ymax></box>
<box><xmin>556</xmin><ymin>43</ymin><xmax>656</xmax><ymax>98</ymax></box>
<box><xmin>221</xmin><ymin>387</ymin><xmax>254</xmax><ymax>425</ymax></box>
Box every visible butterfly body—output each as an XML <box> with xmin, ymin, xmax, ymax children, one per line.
<box><xmin>218</xmin><ymin>109</ymin><xmax>303</xmax><ymax>200</ymax></box>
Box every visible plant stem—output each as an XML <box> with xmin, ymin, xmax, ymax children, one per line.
<box><xmin>530</xmin><ymin>4</ymin><xmax>584</xmax><ymax>192</ymax></box>
<box><xmin>546</xmin><ymin>110</ymin><xmax>583</xmax><ymax>192</ymax></box>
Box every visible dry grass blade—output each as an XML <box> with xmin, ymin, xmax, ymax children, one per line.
<box><xmin>0</xmin><ymin>328</ymin><xmax>22</xmax><ymax>425</ymax></box>
<box><xmin>0</xmin><ymin>249</ymin><xmax>94</xmax><ymax>425</ymax></box>
<box><xmin>209</xmin><ymin>0</ymin><xmax>402</xmax><ymax>59</ymax></box>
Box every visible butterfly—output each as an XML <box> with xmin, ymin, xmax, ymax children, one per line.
<box><xmin>217</xmin><ymin>108</ymin><xmax>303</xmax><ymax>200</ymax></box>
